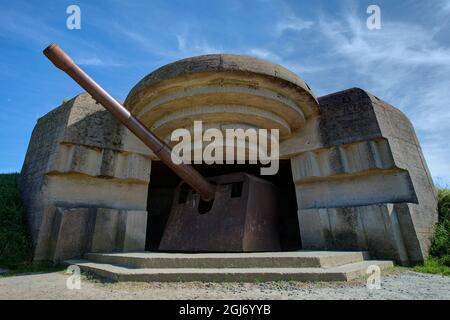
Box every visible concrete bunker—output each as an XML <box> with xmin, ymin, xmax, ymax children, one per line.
<box><xmin>20</xmin><ymin>54</ymin><xmax>438</xmax><ymax>265</ymax></box>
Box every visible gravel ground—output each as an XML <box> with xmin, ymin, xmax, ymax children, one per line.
<box><xmin>0</xmin><ymin>269</ymin><xmax>449</xmax><ymax>300</ymax></box>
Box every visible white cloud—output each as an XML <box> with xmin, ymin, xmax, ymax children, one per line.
<box><xmin>276</xmin><ymin>15</ymin><xmax>314</xmax><ymax>34</ymax></box>
<box><xmin>317</xmin><ymin>12</ymin><xmax>450</xmax><ymax>183</ymax></box>
<box><xmin>246</xmin><ymin>48</ymin><xmax>281</xmax><ymax>62</ymax></box>
<box><xmin>443</xmin><ymin>0</ymin><xmax>450</xmax><ymax>12</ymax></box>
<box><xmin>77</xmin><ymin>56</ymin><xmax>123</xmax><ymax>67</ymax></box>
<box><xmin>0</xmin><ymin>8</ymin><xmax>61</xmax><ymax>44</ymax></box>
<box><xmin>319</xmin><ymin>16</ymin><xmax>450</xmax><ymax>68</ymax></box>
<box><xmin>113</xmin><ymin>24</ymin><xmax>157</xmax><ymax>52</ymax></box>
<box><xmin>176</xmin><ymin>35</ymin><xmax>187</xmax><ymax>51</ymax></box>
<box><xmin>282</xmin><ymin>61</ymin><xmax>327</xmax><ymax>74</ymax></box>
<box><xmin>175</xmin><ymin>34</ymin><xmax>221</xmax><ymax>56</ymax></box>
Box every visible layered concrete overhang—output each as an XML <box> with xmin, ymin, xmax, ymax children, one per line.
<box><xmin>124</xmin><ymin>54</ymin><xmax>319</xmax><ymax>147</ymax></box>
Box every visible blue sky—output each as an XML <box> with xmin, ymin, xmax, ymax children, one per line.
<box><xmin>0</xmin><ymin>0</ymin><xmax>449</xmax><ymax>185</ymax></box>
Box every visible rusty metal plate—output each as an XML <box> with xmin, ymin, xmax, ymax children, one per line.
<box><xmin>159</xmin><ymin>172</ymin><xmax>281</xmax><ymax>252</ymax></box>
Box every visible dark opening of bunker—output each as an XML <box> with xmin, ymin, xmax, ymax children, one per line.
<box><xmin>145</xmin><ymin>160</ymin><xmax>301</xmax><ymax>252</ymax></box>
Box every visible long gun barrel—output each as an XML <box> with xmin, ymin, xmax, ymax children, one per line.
<box><xmin>43</xmin><ymin>43</ymin><xmax>216</xmax><ymax>202</ymax></box>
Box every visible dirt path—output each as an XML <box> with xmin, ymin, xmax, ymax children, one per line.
<box><xmin>0</xmin><ymin>270</ymin><xmax>449</xmax><ymax>300</ymax></box>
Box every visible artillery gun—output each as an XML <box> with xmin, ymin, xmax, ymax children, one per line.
<box><xmin>44</xmin><ymin>44</ymin><xmax>280</xmax><ymax>252</ymax></box>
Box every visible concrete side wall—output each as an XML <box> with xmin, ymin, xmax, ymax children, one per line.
<box><xmin>20</xmin><ymin>102</ymin><xmax>72</xmax><ymax>243</ymax></box>
<box><xmin>298</xmin><ymin>204</ymin><xmax>420</xmax><ymax>265</ymax></box>
<box><xmin>368</xmin><ymin>94</ymin><xmax>438</xmax><ymax>258</ymax></box>
<box><xmin>293</xmin><ymin>88</ymin><xmax>438</xmax><ymax>265</ymax></box>
<box><xmin>49</xmin><ymin>207</ymin><xmax>147</xmax><ymax>262</ymax></box>
<box><xmin>20</xmin><ymin>93</ymin><xmax>151</xmax><ymax>262</ymax></box>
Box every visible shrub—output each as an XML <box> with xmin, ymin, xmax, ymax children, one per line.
<box><xmin>0</xmin><ymin>173</ymin><xmax>33</xmax><ymax>269</ymax></box>
<box><xmin>430</xmin><ymin>189</ymin><xmax>450</xmax><ymax>260</ymax></box>
<box><xmin>429</xmin><ymin>221</ymin><xmax>450</xmax><ymax>264</ymax></box>
<box><xmin>414</xmin><ymin>257</ymin><xmax>450</xmax><ymax>276</ymax></box>
<box><xmin>437</xmin><ymin>188</ymin><xmax>450</xmax><ymax>221</ymax></box>
<box><xmin>419</xmin><ymin>188</ymin><xmax>450</xmax><ymax>273</ymax></box>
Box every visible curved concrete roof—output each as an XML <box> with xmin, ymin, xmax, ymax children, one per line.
<box><xmin>124</xmin><ymin>54</ymin><xmax>320</xmax><ymax>141</ymax></box>
<box><xmin>127</xmin><ymin>54</ymin><xmax>314</xmax><ymax>96</ymax></box>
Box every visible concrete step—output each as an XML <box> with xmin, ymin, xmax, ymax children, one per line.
<box><xmin>84</xmin><ymin>251</ymin><xmax>370</xmax><ymax>269</ymax></box>
<box><xmin>65</xmin><ymin>259</ymin><xmax>393</xmax><ymax>282</ymax></box>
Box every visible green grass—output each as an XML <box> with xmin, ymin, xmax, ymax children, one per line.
<box><xmin>0</xmin><ymin>173</ymin><xmax>61</xmax><ymax>276</ymax></box>
<box><xmin>0</xmin><ymin>263</ymin><xmax>65</xmax><ymax>277</ymax></box>
<box><xmin>415</xmin><ymin>188</ymin><xmax>450</xmax><ymax>276</ymax></box>
<box><xmin>0</xmin><ymin>173</ymin><xmax>34</xmax><ymax>270</ymax></box>
<box><xmin>414</xmin><ymin>258</ymin><xmax>450</xmax><ymax>276</ymax></box>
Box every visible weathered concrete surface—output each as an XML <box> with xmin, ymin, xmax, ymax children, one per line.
<box><xmin>293</xmin><ymin>88</ymin><xmax>438</xmax><ymax>265</ymax></box>
<box><xmin>48</xmin><ymin>207</ymin><xmax>147</xmax><ymax>261</ymax></box>
<box><xmin>126</xmin><ymin>54</ymin><xmax>318</xmax><ymax>117</ymax></box>
<box><xmin>68</xmin><ymin>260</ymin><xmax>393</xmax><ymax>282</ymax></box>
<box><xmin>21</xmin><ymin>55</ymin><xmax>438</xmax><ymax>266</ymax></box>
<box><xmin>20</xmin><ymin>93</ymin><xmax>151</xmax><ymax>262</ymax></box>
<box><xmin>84</xmin><ymin>251</ymin><xmax>370</xmax><ymax>269</ymax></box>
<box><xmin>125</xmin><ymin>54</ymin><xmax>319</xmax><ymax>146</ymax></box>
<box><xmin>65</xmin><ymin>251</ymin><xmax>393</xmax><ymax>282</ymax></box>
<box><xmin>66</xmin><ymin>251</ymin><xmax>393</xmax><ymax>283</ymax></box>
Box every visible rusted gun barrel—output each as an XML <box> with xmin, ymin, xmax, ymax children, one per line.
<box><xmin>43</xmin><ymin>43</ymin><xmax>216</xmax><ymax>202</ymax></box>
